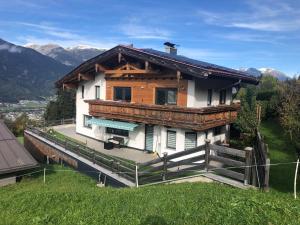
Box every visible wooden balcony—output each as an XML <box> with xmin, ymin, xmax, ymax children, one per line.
<box><xmin>85</xmin><ymin>100</ymin><xmax>240</xmax><ymax>131</ymax></box>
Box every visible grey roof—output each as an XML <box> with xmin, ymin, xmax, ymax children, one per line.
<box><xmin>56</xmin><ymin>45</ymin><xmax>259</xmax><ymax>86</ymax></box>
<box><xmin>141</xmin><ymin>48</ymin><xmax>250</xmax><ymax>77</ymax></box>
<box><xmin>0</xmin><ymin>121</ymin><xmax>38</xmax><ymax>175</ymax></box>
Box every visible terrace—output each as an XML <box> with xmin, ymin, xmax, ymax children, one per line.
<box><xmin>24</xmin><ymin>120</ymin><xmax>269</xmax><ymax>189</ymax></box>
<box><xmin>86</xmin><ymin>100</ymin><xmax>240</xmax><ymax>131</ymax></box>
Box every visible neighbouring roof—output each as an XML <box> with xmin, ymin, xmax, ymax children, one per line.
<box><xmin>56</xmin><ymin>45</ymin><xmax>259</xmax><ymax>86</ymax></box>
<box><xmin>0</xmin><ymin>121</ymin><xmax>38</xmax><ymax>175</ymax></box>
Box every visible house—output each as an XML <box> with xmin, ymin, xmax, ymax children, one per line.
<box><xmin>56</xmin><ymin>43</ymin><xmax>258</xmax><ymax>157</ymax></box>
<box><xmin>0</xmin><ymin>120</ymin><xmax>38</xmax><ymax>186</ymax></box>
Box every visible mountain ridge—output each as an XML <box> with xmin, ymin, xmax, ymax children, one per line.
<box><xmin>239</xmin><ymin>67</ymin><xmax>289</xmax><ymax>81</ymax></box>
<box><xmin>26</xmin><ymin>43</ymin><xmax>105</xmax><ymax>67</ymax></box>
<box><xmin>0</xmin><ymin>38</ymin><xmax>72</xmax><ymax>102</ymax></box>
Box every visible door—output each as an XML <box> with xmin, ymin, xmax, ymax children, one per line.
<box><xmin>185</xmin><ymin>132</ymin><xmax>197</xmax><ymax>150</ymax></box>
<box><xmin>145</xmin><ymin>125</ymin><xmax>154</xmax><ymax>152</ymax></box>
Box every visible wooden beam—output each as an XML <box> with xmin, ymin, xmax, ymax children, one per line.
<box><xmin>145</xmin><ymin>61</ymin><xmax>149</xmax><ymax>70</ymax></box>
<box><xmin>95</xmin><ymin>63</ymin><xmax>107</xmax><ymax>73</ymax></box>
<box><xmin>63</xmin><ymin>83</ymin><xmax>77</xmax><ymax>90</ymax></box>
<box><xmin>118</xmin><ymin>53</ymin><xmax>122</xmax><ymax>63</ymax></box>
<box><xmin>78</xmin><ymin>73</ymin><xmax>94</xmax><ymax>81</ymax></box>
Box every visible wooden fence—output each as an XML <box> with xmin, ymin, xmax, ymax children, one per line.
<box><xmin>26</xmin><ymin>126</ymin><xmax>268</xmax><ymax>189</ymax></box>
<box><xmin>252</xmin><ymin>131</ymin><xmax>270</xmax><ymax>190</ymax></box>
<box><xmin>137</xmin><ymin>145</ymin><xmax>206</xmax><ymax>185</ymax></box>
<box><xmin>207</xmin><ymin>142</ymin><xmax>253</xmax><ymax>185</ymax></box>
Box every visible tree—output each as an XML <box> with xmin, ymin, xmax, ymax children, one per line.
<box><xmin>278</xmin><ymin>76</ymin><xmax>300</xmax><ymax>198</ymax></box>
<box><xmin>234</xmin><ymin>85</ymin><xmax>258</xmax><ymax>139</ymax></box>
<box><xmin>278</xmin><ymin>78</ymin><xmax>300</xmax><ymax>146</ymax></box>
<box><xmin>44</xmin><ymin>88</ymin><xmax>76</xmax><ymax>121</ymax></box>
<box><xmin>256</xmin><ymin>75</ymin><xmax>280</xmax><ymax>119</ymax></box>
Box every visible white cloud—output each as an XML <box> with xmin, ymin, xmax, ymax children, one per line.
<box><xmin>196</xmin><ymin>0</ymin><xmax>300</xmax><ymax>32</ymax></box>
<box><xmin>14</xmin><ymin>22</ymin><xmax>119</xmax><ymax>49</ymax></box>
<box><xmin>0</xmin><ymin>43</ymin><xmax>22</xmax><ymax>53</ymax></box>
<box><xmin>119</xmin><ymin>17</ymin><xmax>171</xmax><ymax>40</ymax></box>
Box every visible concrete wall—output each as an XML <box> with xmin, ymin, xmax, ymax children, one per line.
<box><xmin>24</xmin><ymin>132</ymin><xmax>78</xmax><ymax>167</ymax></box>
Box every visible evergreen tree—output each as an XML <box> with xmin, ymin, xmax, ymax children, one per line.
<box><xmin>44</xmin><ymin>89</ymin><xmax>76</xmax><ymax>121</ymax></box>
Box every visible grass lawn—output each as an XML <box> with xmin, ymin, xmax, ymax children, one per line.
<box><xmin>0</xmin><ymin>121</ymin><xmax>299</xmax><ymax>225</ymax></box>
<box><xmin>17</xmin><ymin>136</ymin><xmax>24</xmax><ymax>144</ymax></box>
<box><xmin>260</xmin><ymin>119</ymin><xmax>298</xmax><ymax>192</ymax></box>
<box><xmin>0</xmin><ymin>164</ymin><xmax>299</xmax><ymax>225</ymax></box>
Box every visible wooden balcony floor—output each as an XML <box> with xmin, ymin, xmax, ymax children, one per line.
<box><xmin>51</xmin><ymin>124</ymin><xmax>158</xmax><ymax>163</ymax></box>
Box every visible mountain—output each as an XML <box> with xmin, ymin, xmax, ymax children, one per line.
<box><xmin>0</xmin><ymin>39</ymin><xmax>72</xmax><ymax>102</ymax></box>
<box><xmin>239</xmin><ymin>67</ymin><xmax>289</xmax><ymax>81</ymax></box>
<box><xmin>26</xmin><ymin>44</ymin><xmax>105</xmax><ymax>67</ymax></box>
<box><xmin>258</xmin><ymin>68</ymin><xmax>289</xmax><ymax>81</ymax></box>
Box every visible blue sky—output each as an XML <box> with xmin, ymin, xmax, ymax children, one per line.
<box><xmin>0</xmin><ymin>0</ymin><xmax>299</xmax><ymax>76</ymax></box>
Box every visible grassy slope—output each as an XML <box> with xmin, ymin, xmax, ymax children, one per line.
<box><xmin>0</xmin><ymin>121</ymin><xmax>299</xmax><ymax>225</ymax></box>
<box><xmin>260</xmin><ymin>120</ymin><xmax>298</xmax><ymax>192</ymax></box>
<box><xmin>0</xmin><ymin>165</ymin><xmax>299</xmax><ymax>225</ymax></box>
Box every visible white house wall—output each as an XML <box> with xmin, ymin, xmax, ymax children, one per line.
<box><xmin>74</xmin><ymin>75</ymin><xmax>231</xmax><ymax>155</ymax></box>
<box><xmin>76</xmin><ymin>73</ymin><xmax>106</xmax><ymax>139</ymax></box>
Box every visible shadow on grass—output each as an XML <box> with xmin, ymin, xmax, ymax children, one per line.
<box><xmin>140</xmin><ymin>216</ymin><xmax>167</xmax><ymax>225</ymax></box>
<box><xmin>260</xmin><ymin>119</ymin><xmax>298</xmax><ymax>193</ymax></box>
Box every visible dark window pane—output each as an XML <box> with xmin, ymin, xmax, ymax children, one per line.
<box><xmin>114</xmin><ymin>87</ymin><xmax>131</xmax><ymax>102</ymax></box>
<box><xmin>167</xmin><ymin>90</ymin><xmax>176</xmax><ymax>104</ymax></box>
<box><xmin>81</xmin><ymin>85</ymin><xmax>84</xmax><ymax>99</ymax></box>
<box><xmin>156</xmin><ymin>89</ymin><xmax>166</xmax><ymax>105</ymax></box>
<box><xmin>106</xmin><ymin>127</ymin><xmax>129</xmax><ymax>137</ymax></box>
<box><xmin>83</xmin><ymin>115</ymin><xmax>92</xmax><ymax>129</ymax></box>
<box><xmin>219</xmin><ymin>89</ymin><xmax>226</xmax><ymax>105</ymax></box>
<box><xmin>207</xmin><ymin>89</ymin><xmax>212</xmax><ymax>106</ymax></box>
<box><xmin>124</xmin><ymin>88</ymin><xmax>131</xmax><ymax>101</ymax></box>
<box><xmin>156</xmin><ymin>88</ymin><xmax>177</xmax><ymax>105</ymax></box>
<box><xmin>95</xmin><ymin>86</ymin><xmax>100</xmax><ymax>99</ymax></box>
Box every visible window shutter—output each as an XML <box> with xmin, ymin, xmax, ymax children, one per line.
<box><xmin>167</xmin><ymin>130</ymin><xmax>176</xmax><ymax>149</ymax></box>
<box><xmin>185</xmin><ymin>132</ymin><xmax>197</xmax><ymax>150</ymax></box>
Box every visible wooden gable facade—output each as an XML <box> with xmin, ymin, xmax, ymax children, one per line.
<box><xmin>57</xmin><ymin>45</ymin><xmax>258</xmax><ymax>131</ymax></box>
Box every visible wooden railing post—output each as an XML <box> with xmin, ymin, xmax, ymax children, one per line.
<box><xmin>205</xmin><ymin>139</ymin><xmax>211</xmax><ymax>172</ymax></box>
<box><xmin>135</xmin><ymin>162</ymin><xmax>139</xmax><ymax>188</ymax></box>
<box><xmin>162</xmin><ymin>152</ymin><xmax>168</xmax><ymax>181</ymax></box>
<box><xmin>244</xmin><ymin>147</ymin><xmax>253</xmax><ymax>185</ymax></box>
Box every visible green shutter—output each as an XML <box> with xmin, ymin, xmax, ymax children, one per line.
<box><xmin>145</xmin><ymin>125</ymin><xmax>154</xmax><ymax>152</ymax></box>
<box><xmin>185</xmin><ymin>132</ymin><xmax>197</xmax><ymax>150</ymax></box>
<box><xmin>167</xmin><ymin>130</ymin><xmax>176</xmax><ymax>149</ymax></box>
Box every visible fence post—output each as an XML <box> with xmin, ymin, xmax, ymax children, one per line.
<box><xmin>244</xmin><ymin>147</ymin><xmax>253</xmax><ymax>185</ymax></box>
<box><xmin>43</xmin><ymin>168</ymin><xmax>46</xmax><ymax>184</ymax></box>
<box><xmin>135</xmin><ymin>163</ymin><xmax>139</xmax><ymax>188</ymax></box>
<box><xmin>162</xmin><ymin>152</ymin><xmax>168</xmax><ymax>181</ymax></box>
<box><xmin>205</xmin><ymin>139</ymin><xmax>211</xmax><ymax>172</ymax></box>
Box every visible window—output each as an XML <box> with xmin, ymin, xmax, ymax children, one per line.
<box><xmin>106</xmin><ymin>127</ymin><xmax>129</xmax><ymax>137</ymax></box>
<box><xmin>156</xmin><ymin>88</ymin><xmax>177</xmax><ymax>105</ymax></box>
<box><xmin>185</xmin><ymin>132</ymin><xmax>197</xmax><ymax>150</ymax></box>
<box><xmin>81</xmin><ymin>85</ymin><xmax>85</xmax><ymax>99</ymax></box>
<box><xmin>207</xmin><ymin>89</ymin><xmax>212</xmax><ymax>106</ymax></box>
<box><xmin>95</xmin><ymin>86</ymin><xmax>100</xmax><ymax>99</ymax></box>
<box><xmin>114</xmin><ymin>87</ymin><xmax>131</xmax><ymax>102</ymax></box>
<box><xmin>83</xmin><ymin>115</ymin><xmax>92</xmax><ymax>129</ymax></box>
<box><xmin>219</xmin><ymin>89</ymin><xmax>226</xmax><ymax>105</ymax></box>
<box><xmin>166</xmin><ymin>130</ymin><xmax>176</xmax><ymax>149</ymax></box>
<box><xmin>213</xmin><ymin>126</ymin><xmax>222</xmax><ymax>136</ymax></box>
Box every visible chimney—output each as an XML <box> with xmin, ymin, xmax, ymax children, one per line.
<box><xmin>164</xmin><ymin>42</ymin><xmax>177</xmax><ymax>55</ymax></box>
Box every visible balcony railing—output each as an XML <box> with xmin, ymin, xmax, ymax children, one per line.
<box><xmin>85</xmin><ymin>100</ymin><xmax>240</xmax><ymax>131</ymax></box>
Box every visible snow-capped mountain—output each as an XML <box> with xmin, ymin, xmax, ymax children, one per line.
<box><xmin>239</xmin><ymin>67</ymin><xmax>289</xmax><ymax>81</ymax></box>
<box><xmin>26</xmin><ymin>44</ymin><xmax>105</xmax><ymax>67</ymax></box>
